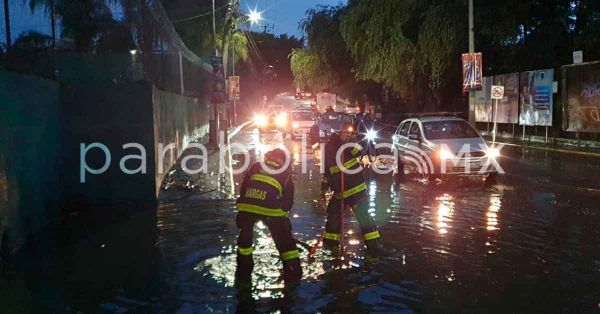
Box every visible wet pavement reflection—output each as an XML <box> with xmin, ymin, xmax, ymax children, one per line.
<box><xmin>1</xmin><ymin>126</ymin><xmax>600</xmax><ymax>313</ymax></box>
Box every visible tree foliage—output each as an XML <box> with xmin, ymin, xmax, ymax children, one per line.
<box><xmin>291</xmin><ymin>5</ymin><xmax>380</xmax><ymax>102</ymax></box>
<box><xmin>28</xmin><ymin>0</ymin><xmax>134</xmax><ymax>51</ymax></box>
<box><xmin>340</xmin><ymin>0</ymin><xmax>465</xmax><ymax>106</ymax></box>
<box><xmin>290</xmin><ymin>47</ymin><xmax>334</xmax><ymax>91</ymax></box>
<box><xmin>295</xmin><ymin>0</ymin><xmax>600</xmax><ymax>111</ymax></box>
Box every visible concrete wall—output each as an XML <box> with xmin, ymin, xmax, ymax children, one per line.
<box><xmin>0</xmin><ymin>52</ymin><xmax>213</xmax><ymax>254</ymax></box>
<box><xmin>152</xmin><ymin>86</ymin><xmax>210</xmax><ymax>195</ymax></box>
<box><xmin>0</xmin><ymin>70</ymin><xmax>63</xmax><ymax>254</ymax></box>
<box><xmin>60</xmin><ymin>81</ymin><xmax>158</xmax><ymax>210</ymax></box>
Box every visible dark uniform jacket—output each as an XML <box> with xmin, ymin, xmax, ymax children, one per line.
<box><xmin>321</xmin><ymin>137</ymin><xmax>367</xmax><ymax>205</ymax></box>
<box><xmin>237</xmin><ymin>160</ymin><xmax>294</xmax><ymax>217</ymax></box>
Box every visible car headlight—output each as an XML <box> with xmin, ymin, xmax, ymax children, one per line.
<box><xmin>292</xmin><ymin>122</ymin><xmax>299</xmax><ymax>128</ymax></box>
<box><xmin>365</xmin><ymin>129</ymin><xmax>378</xmax><ymax>141</ymax></box>
<box><xmin>254</xmin><ymin>114</ymin><xmax>268</xmax><ymax>126</ymax></box>
<box><xmin>438</xmin><ymin>148</ymin><xmax>454</xmax><ymax>160</ymax></box>
<box><xmin>486</xmin><ymin>146</ymin><xmax>500</xmax><ymax>159</ymax></box>
<box><xmin>275</xmin><ymin>113</ymin><xmax>287</xmax><ymax>127</ymax></box>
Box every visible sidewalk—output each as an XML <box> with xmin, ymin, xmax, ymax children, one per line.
<box><xmin>484</xmin><ymin>133</ymin><xmax>600</xmax><ymax>157</ymax></box>
<box><xmin>158</xmin><ymin>121</ymin><xmax>251</xmax><ymax>203</ymax></box>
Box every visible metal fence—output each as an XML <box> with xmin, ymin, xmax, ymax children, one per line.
<box><xmin>0</xmin><ymin>0</ymin><xmax>213</xmax><ymax>99</ymax></box>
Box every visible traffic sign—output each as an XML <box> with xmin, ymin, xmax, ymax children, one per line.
<box><xmin>491</xmin><ymin>85</ymin><xmax>504</xmax><ymax>100</ymax></box>
<box><xmin>573</xmin><ymin>51</ymin><xmax>583</xmax><ymax>64</ymax></box>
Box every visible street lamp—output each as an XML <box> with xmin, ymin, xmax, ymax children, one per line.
<box><xmin>248</xmin><ymin>9</ymin><xmax>262</xmax><ymax>25</ymax></box>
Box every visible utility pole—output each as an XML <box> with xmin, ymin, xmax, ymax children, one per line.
<box><xmin>209</xmin><ymin>0</ymin><xmax>220</xmax><ymax>147</ymax></box>
<box><xmin>3</xmin><ymin>0</ymin><xmax>11</xmax><ymax>50</ymax></box>
<box><xmin>262</xmin><ymin>23</ymin><xmax>274</xmax><ymax>34</ymax></box>
<box><xmin>231</xmin><ymin>38</ymin><xmax>237</xmax><ymax>126</ymax></box>
<box><xmin>468</xmin><ymin>0</ymin><xmax>475</xmax><ymax>124</ymax></box>
<box><xmin>468</xmin><ymin>0</ymin><xmax>474</xmax><ymax>54</ymax></box>
<box><xmin>212</xmin><ymin>0</ymin><xmax>217</xmax><ymax>56</ymax></box>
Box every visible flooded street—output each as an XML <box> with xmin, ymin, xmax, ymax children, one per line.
<box><xmin>2</xmin><ymin>125</ymin><xmax>600</xmax><ymax>313</ymax></box>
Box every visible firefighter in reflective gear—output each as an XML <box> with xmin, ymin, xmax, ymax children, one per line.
<box><xmin>320</xmin><ymin>132</ymin><xmax>382</xmax><ymax>254</ymax></box>
<box><xmin>235</xmin><ymin>149</ymin><xmax>302</xmax><ymax>284</ymax></box>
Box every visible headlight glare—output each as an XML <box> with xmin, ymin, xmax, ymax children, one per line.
<box><xmin>438</xmin><ymin>148</ymin><xmax>454</xmax><ymax>160</ymax></box>
<box><xmin>365</xmin><ymin>129</ymin><xmax>378</xmax><ymax>141</ymax></box>
<box><xmin>254</xmin><ymin>114</ymin><xmax>268</xmax><ymax>126</ymax></box>
<box><xmin>486</xmin><ymin>147</ymin><xmax>500</xmax><ymax>159</ymax></box>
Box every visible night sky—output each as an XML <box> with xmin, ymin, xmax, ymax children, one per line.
<box><xmin>0</xmin><ymin>0</ymin><xmax>347</xmax><ymax>45</ymax></box>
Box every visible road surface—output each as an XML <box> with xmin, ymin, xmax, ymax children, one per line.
<box><xmin>2</xmin><ymin>123</ymin><xmax>599</xmax><ymax>313</ymax></box>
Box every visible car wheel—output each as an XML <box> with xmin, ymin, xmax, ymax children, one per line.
<box><xmin>395</xmin><ymin>155</ymin><xmax>405</xmax><ymax>180</ymax></box>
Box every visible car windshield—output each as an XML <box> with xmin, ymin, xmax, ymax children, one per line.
<box><xmin>422</xmin><ymin>120</ymin><xmax>480</xmax><ymax>140</ymax></box>
<box><xmin>321</xmin><ymin>113</ymin><xmax>351</xmax><ymax>124</ymax></box>
<box><xmin>292</xmin><ymin>112</ymin><xmax>313</xmax><ymax>121</ymax></box>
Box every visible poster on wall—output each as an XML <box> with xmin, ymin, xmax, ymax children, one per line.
<box><xmin>492</xmin><ymin>73</ymin><xmax>519</xmax><ymax>123</ymax></box>
<box><xmin>563</xmin><ymin>62</ymin><xmax>600</xmax><ymax>132</ymax></box>
<box><xmin>462</xmin><ymin>53</ymin><xmax>483</xmax><ymax>93</ymax></box>
<box><xmin>474</xmin><ymin>77</ymin><xmax>492</xmax><ymax>122</ymax></box>
<box><xmin>519</xmin><ymin>69</ymin><xmax>554</xmax><ymax>126</ymax></box>
<box><xmin>228</xmin><ymin>76</ymin><xmax>240</xmax><ymax>100</ymax></box>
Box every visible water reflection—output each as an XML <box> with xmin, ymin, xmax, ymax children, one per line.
<box><xmin>436</xmin><ymin>194</ymin><xmax>455</xmax><ymax>235</ymax></box>
<box><xmin>487</xmin><ymin>194</ymin><xmax>501</xmax><ymax>231</ymax></box>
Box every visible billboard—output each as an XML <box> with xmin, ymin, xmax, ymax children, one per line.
<box><xmin>563</xmin><ymin>62</ymin><xmax>600</xmax><ymax>132</ymax></box>
<box><xmin>474</xmin><ymin>77</ymin><xmax>492</xmax><ymax>122</ymax></box>
<box><xmin>211</xmin><ymin>56</ymin><xmax>227</xmax><ymax>103</ymax></box>
<box><xmin>228</xmin><ymin>76</ymin><xmax>240</xmax><ymax>100</ymax></box>
<box><xmin>492</xmin><ymin>73</ymin><xmax>519</xmax><ymax>123</ymax></box>
<box><xmin>519</xmin><ymin>69</ymin><xmax>554</xmax><ymax>126</ymax></box>
<box><xmin>462</xmin><ymin>53</ymin><xmax>483</xmax><ymax>93</ymax></box>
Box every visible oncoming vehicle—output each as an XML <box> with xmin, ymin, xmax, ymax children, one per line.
<box><xmin>391</xmin><ymin>115</ymin><xmax>500</xmax><ymax>181</ymax></box>
<box><xmin>310</xmin><ymin>112</ymin><xmax>354</xmax><ymax>143</ymax></box>
<box><xmin>289</xmin><ymin>110</ymin><xmax>317</xmax><ymax>140</ymax></box>
<box><xmin>254</xmin><ymin>106</ymin><xmax>288</xmax><ymax>133</ymax></box>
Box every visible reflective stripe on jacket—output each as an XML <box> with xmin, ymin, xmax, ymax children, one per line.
<box><xmin>237</xmin><ymin>160</ymin><xmax>293</xmax><ymax>217</ymax></box>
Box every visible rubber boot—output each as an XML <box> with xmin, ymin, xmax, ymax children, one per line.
<box><xmin>235</xmin><ymin>254</ymin><xmax>254</xmax><ymax>288</ymax></box>
<box><xmin>282</xmin><ymin>258</ymin><xmax>302</xmax><ymax>286</ymax></box>
<box><xmin>365</xmin><ymin>238</ymin><xmax>383</xmax><ymax>257</ymax></box>
<box><xmin>323</xmin><ymin>238</ymin><xmax>341</xmax><ymax>255</ymax></box>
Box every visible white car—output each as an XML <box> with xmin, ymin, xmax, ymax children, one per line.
<box><xmin>391</xmin><ymin>116</ymin><xmax>500</xmax><ymax>181</ymax></box>
<box><xmin>289</xmin><ymin>110</ymin><xmax>317</xmax><ymax>140</ymax></box>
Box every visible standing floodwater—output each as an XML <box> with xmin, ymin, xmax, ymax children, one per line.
<box><xmin>1</xmin><ymin>127</ymin><xmax>599</xmax><ymax>313</ymax></box>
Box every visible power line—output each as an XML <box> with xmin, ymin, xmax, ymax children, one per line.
<box><xmin>172</xmin><ymin>3</ymin><xmax>228</xmax><ymax>23</ymax></box>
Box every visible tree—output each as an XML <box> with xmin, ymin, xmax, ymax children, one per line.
<box><xmin>27</xmin><ymin>0</ymin><xmax>57</xmax><ymax>47</ymax></box>
<box><xmin>290</xmin><ymin>48</ymin><xmax>334</xmax><ymax>91</ymax></box>
<box><xmin>28</xmin><ymin>0</ymin><xmax>122</xmax><ymax>51</ymax></box>
<box><xmin>340</xmin><ymin>0</ymin><xmax>466</xmax><ymax>108</ymax></box>
<box><xmin>13</xmin><ymin>31</ymin><xmax>52</xmax><ymax>50</ymax></box>
<box><xmin>291</xmin><ymin>5</ymin><xmax>382</xmax><ymax>103</ymax></box>
<box><xmin>3</xmin><ymin>0</ymin><xmax>11</xmax><ymax>49</ymax></box>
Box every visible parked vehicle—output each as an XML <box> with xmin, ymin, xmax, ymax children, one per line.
<box><xmin>391</xmin><ymin>115</ymin><xmax>500</xmax><ymax>181</ymax></box>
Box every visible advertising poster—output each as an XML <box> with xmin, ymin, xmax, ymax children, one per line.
<box><xmin>474</xmin><ymin>77</ymin><xmax>492</xmax><ymax>122</ymax></box>
<box><xmin>492</xmin><ymin>73</ymin><xmax>519</xmax><ymax>123</ymax></box>
<box><xmin>211</xmin><ymin>56</ymin><xmax>227</xmax><ymax>103</ymax></box>
<box><xmin>462</xmin><ymin>53</ymin><xmax>483</xmax><ymax>93</ymax></box>
<box><xmin>563</xmin><ymin>62</ymin><xmax>600</xmax><ymax>132</ymax></box>
<box><xmin>228</xmin><ymin>76</ymin><xmax>240</xmax><ymax>100</ymax></box>
<box><xmin>519</xmin><ymin>69</ymin><xmax>554</xmax><ymax>126</ymax></box>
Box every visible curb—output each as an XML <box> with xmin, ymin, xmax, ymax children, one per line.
<box><xmin>491</xmin><ymin>140</ymin><xmax>600</xmax><ymax>158</ymax></box>
<box><xmin>228</xmin><ymin>120</ymin><xmax>252</xmax><ymax>140</ymax></box>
